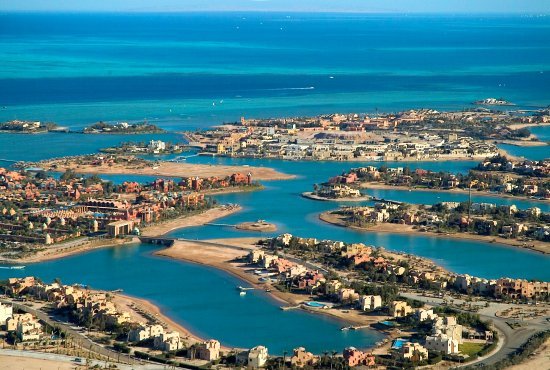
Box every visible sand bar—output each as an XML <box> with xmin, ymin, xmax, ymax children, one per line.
<box><xmin>41</xmin><ymin>158</ymin><xmax>295</xmax><ymax>181</ymax></box>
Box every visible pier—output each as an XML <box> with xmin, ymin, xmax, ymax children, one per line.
<box><xmin>204</xmin><ymin>222</ymin><xmax>237</xmax><ymax>227</ymax></box>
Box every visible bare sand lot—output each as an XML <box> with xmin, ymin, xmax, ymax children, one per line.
<box><xmin>42</xmin><ymin>159</ymin><xmax>295</xmax><ymax>181</ymax></box>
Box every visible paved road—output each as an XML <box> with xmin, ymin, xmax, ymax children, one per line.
<box><xmin>400</xmin><ymin>292</ymin><xmax>549</xmax><ymax>367</ymax></box>
<box><xmin>0</xmin><ymin>349</ymin><xmax>168</xmax><ymax>370</ymax></box>
<box><xmin>0</xmin><ymin>298</ymin><xmax>136</xmax><ymax>365</ymax></box>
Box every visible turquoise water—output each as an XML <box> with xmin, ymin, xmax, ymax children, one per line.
<box><xmin>0</xmin><ymin>243</ymin><xmax>383</xmax><ymax>354</ymax></box>
<box><xmin>1</xmin><ymin>13</ymin><xmax>549</xmax><ymax>127</ymax></box>
<box><xmin>1</xmin><ymin>12</ymin><xmax>549</xmax><ymax>355</ymax></box>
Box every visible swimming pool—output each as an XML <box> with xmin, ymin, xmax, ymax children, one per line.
<box><xmin>392</xmin><ymin>338</ymin><xmax>407</xmax><ymax>349</ymax></box>
<box><xmin>304</xmin><ymin>301</ymin><xmax>327</xmax><ymax>308</ymax></box>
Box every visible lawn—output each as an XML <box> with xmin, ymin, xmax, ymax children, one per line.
<box><xmin>459</xmin><ymin>342</ymin><xmax>485</xmax><ymax>357</ymax></box>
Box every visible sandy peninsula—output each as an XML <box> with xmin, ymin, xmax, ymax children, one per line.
<box><xmin>154</xmin><ymin>238</ymin><xmax>390</xmax><ymax>329</ymax></box>
<box><xmin>141</xmin><ymin>205</ymin><xmax>242</xmax><ymax>236</ymax></box>
<box><xmin>41</xmin><ymin>158</ymin><xmax>295</xmax><ymax>181</ymax></box>
<box><xmin>319</xmin><ymin>211</ymin><xmax>550</xmax><ymax>255</ymax></box>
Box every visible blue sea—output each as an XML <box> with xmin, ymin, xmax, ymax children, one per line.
<box><xmin>0</xmin><ymin>12</ymin><xmax>549</xmax><ymax>354</ymax></box>
<box><xmin>0</xmin><ymin>12</ymin><xmax>549</xmax><ymax>128</ymax></box>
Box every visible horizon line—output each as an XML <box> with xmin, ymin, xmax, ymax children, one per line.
<box><xmin>1</xmin><ymin>9</ymin><xmax>549</xmax><ymax>15</ymax></box>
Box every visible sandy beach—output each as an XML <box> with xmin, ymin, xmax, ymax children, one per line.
<box><xmin>141</xmin><ymin>205</ymin><xmax>242</xmax><ymax>236</ymax></box>
<box><xmin>319</xmin><ymin>211</ymin><xmax>550</xmax><ymax>255</ymax></box>
<box><xmin>110</xmin><ymin>293</ymin><xmax>221</xmax><ymax>348</ymax></box>
<box><xmin>507</xmin><ymin>122</ymin><xmax>550</xmax><ymax>130</ymax></box>
<box><xmin>41</xmin><ymin>158</ymin><xmax>295</xmax><ymax>181</ymax></box>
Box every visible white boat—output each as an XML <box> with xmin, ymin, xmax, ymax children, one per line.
<box><xmin>11</xmin><ymin>266</ymin><xmax>25</xmax><ymax>269</ymax></box>
<box><xmin>237</xmin><ymin>286</ymin><xmax>255</xmax><ymax>291</ymax></box>
<box><xmin>239</xmin><ymin>291</ymin><xmax>247</xmax><ymax>296</ymax></box>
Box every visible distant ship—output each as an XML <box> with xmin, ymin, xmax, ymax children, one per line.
<box><xmin>0</xmin><ymin>266</ymin><xmax>25</xmax><ymax>270</ymax></box>
<box><xmin>473</xmin><ymin>97</ymin><xmax>515</xmax><ymax>106</ymax></box>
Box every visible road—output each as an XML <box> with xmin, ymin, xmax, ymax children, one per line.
<box><xmin>0</xmin><ymin>298</ymin><xmax>136</xmax><ymax>365</ymax></box>
<box><xmin>0</xmin><ymin>349</ymin><xmax>168</xmax><ymax>370</ymax></box>
<box><xmin>399</xmin><ymin>292</ymin><xmax>549</xmax><ymax>367</ymax></box>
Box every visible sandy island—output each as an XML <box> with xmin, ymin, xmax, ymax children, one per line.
<box><xmin>319</xmin><ymin>211</ymin><xmax>550</xmax><ymax>255</ymax></box>
<box><xmin>41</xmin><ymin>158</ymin><xmax>295</xmax><ymax>181</ymax></box>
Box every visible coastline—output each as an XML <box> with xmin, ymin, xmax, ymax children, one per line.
<box><xmin>361</xmin><ymin>182</ymin><xmax>549</xmax><ymax>204</ymax></box>
<box><xmin>0</xmin><ymin>237</ymin><xmax>138</xmax><ymax>265</ymax></box>
<box><xmin>141</xmin><ymin>205</ymin><xmax>242</xmax><ymax>237</ymax></box>
<box><xmin>153</xmin><ymin>238</ymin><xmax>391</xmax><ymax>330</ymax></box>
<box><xmin>301</xmin><ymin>191</ymin><xmax>373</xmax><ymax>202</ymax></box>
<box><xmin>39</xmin><ymin>158</ymin><xmax>296</xmax><ymax>181</ymax></box>
<box><xmin>0</xmin><ymin>206</ymin><xmax>243</xmax><ymax>265</ymax></box>
<box><xmin>319</xmin><ymin>211</ymin><xmax>550</xmax><ymax>255</ymax></box>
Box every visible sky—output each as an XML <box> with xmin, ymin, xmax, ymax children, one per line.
<box><xmin>1</xmin><ymin>0</ymin><xmax>549</xmax><ymax>13</ymax></box>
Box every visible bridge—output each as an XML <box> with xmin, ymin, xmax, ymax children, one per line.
<box><xmin>138</xmin><ymin>236</ymin><xmax>176</xmax><ymax>246</ymax></box>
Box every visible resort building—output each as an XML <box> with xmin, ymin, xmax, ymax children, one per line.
<box><xmin>290</xmin><ymin>347</ymin><xmax>318</xmax><ymax>368</ymax></box>
<box><xmin>425</xmin><ymin>333</ymin><xmax>459</xmax><ymax>355</ymax></box>
<box><xmin>128</xmin><ymin>324</ymin><xmax>164</xmax><ymax>342</ymax></box>
<box><xmin>196</xmin><ymin>339</ymin><xmax>221</xmax><ymax>361</ymax></box>
<box><xmin>16</xmin><ymin>318</ymin><xmax>43</xmax><ymax>341</ymax></box>
<box><xmin>343</xmin><ymin>347</ymin><xmax>376</xmax><ymax>367</ymax></box>
<box><xmin>6</xmin><ymin>313</ymin><xmax>35</xmax><ymax>332</ymax></box>
<box><xmin>248</xmin><ymin>345</ymin><xmax>269</xmax><ymax>369</ymax></box>
<box><xmin>338</xmin><ymin>288</ymin><xmax>359</xmax><ymax>303</ymax></box>
<box><xmin>106</xmin><ymin>220</ymin><xmax>134</xmax><ymax>237</ymax></box>
<box><xmin>0</xmin><ymin>302</ymin><xmax>13</xmax><ymax>327</ymax></box>
<box><xmin>154</xmin><ymin>331</ymin><xmax>184</xmax><ymax>352</ymax></box>
<box><xmin>390</xmin><ymin>301</ymin><xmax>413</xmax><ymax>318</ymax></box>
<box><xmin>324</xmin><ymin>280</ymin><xmax>342</xmax><ymax>295</ymax></box>
<box><xmin>415</xmin><ymin>308</ymin><xmax>438</xmax><ymax>322</ymax></box>
<box><xmin>400</xmin><ymin>342</ymin><xmax>429</xmax><ymax>361</ymax></box>
<box><xmin>359</xmin><ymin>295</ymin><xmax>382</xmax><ymax>311</ymax></box>
<box><xmin>433</xmin><ymin>316</ymin><xmax>463</xmax><ymax>344</ymax></box>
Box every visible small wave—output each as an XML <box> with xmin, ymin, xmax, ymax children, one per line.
<box><xmin>266</xmin><ymin>86</ymin><xmax>315</xmax><ymax>91</ymax></box>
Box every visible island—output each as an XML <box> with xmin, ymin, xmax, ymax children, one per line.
<box><xmin>307</xmin><ymin>156</ymin><xmax>550</xmax><ymax>203</ymax></box>
<box><xmin>100</xmin><ymin>139</ymin><xmax>191</xmax><ymax>155</ymax></box>
<box><xmin>24</xmin><ymin>153</ymin><xmax>295</xmax><ymax>181</ymax></box>
<box><xmin>473</xmin><ymin>97</ymin><xmax>515</xmax><ymax>106</ymax></box>
<box><xmin>319</xmin><ymin>200</ymin><xmax>550</xmax><ymax>254</ymax></box>
<box><xmin>0</xmin><ymin>120</ymin><xmax>61</xmax><ymax>133</ymax></box>
<box><xmin>83</xmin><ymin>121</ymin><xmax>165</xmax><ymax>134</ymax></box>
<box><xmin>183</xmin><ymin>107</ymin><xmax>550</xmax><ymax>161</ymax></box>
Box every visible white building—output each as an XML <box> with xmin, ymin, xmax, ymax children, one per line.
<box><xmin>0</xmin><ymin>302</ymin><xmax>13</xmax><ymax>327</ymax></box>
<box><xmin>425</xmin><ymin>333</ymin><xmax>459</xmax><ymax>355</ymax></box>
<box><xmin>248</xmin><ymin>345</ymin><xmax>269</xmax><ymax>368</ymax></box>
<box><xmin>415</xmin><ymin>308</ymin><xmax>438</xmax><ymax>322</ymax></box>
<box><xmin>359</xmin><ymin>295</ymin><xmax>382</xmax><ymax>311</ymax></box>
<box><xmin>128</xmin><ymin>324</ymin><xmax>164</xmax><ymax>342</ymax></box>
<box><xmin>154</xmin><ymin>331</ymin><xmax>183</xmax><ymax>352</ymax></box>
